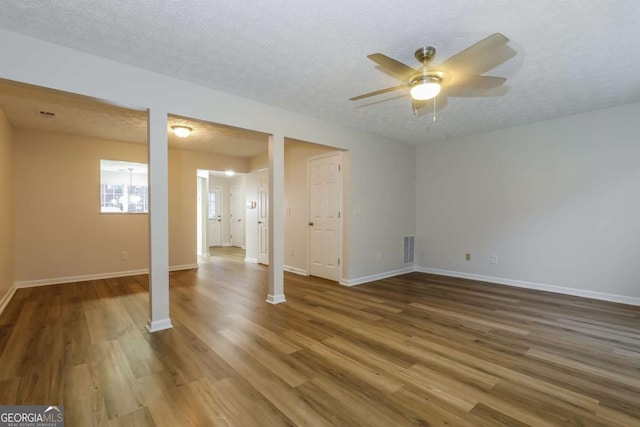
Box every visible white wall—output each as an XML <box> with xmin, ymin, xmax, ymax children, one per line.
<box><xmin>416</xmin><ymin>102</ymin><xmax>640</xmax><ymax>301</ymax></box>
<box><xmin>0</xmin><ymin>107</ymin><xmax>13</xmax><ymax>306</ymax></box>
<box><xmin>0</xmin><ymin>29</ymin><xmax>416</xmax><ymax>284</ymax></box>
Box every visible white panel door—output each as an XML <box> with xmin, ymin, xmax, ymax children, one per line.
<box><xmin>230</xmin><ymin>184</ymin><xmax>244</xmax><ymax>247</ymax></box>
<box><xmin>207</xmin><ymin>187</ymin><xmax>222</xmax><ymax>247</ymax></box>
<box><xmin>257</xmin><ymin>169</ymin><xmax>269</xmax><ymax>265</ymax></box>
<box><xmin>308</xmin><ymin>153</ymin><xmax>342</xmax><ymax>281</ymax></box>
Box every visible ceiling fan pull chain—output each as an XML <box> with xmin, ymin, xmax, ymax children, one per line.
<box><xmin>433</xmin><ymin>96</ymin><xmax>437</xmax><ymax>122</ymax></box>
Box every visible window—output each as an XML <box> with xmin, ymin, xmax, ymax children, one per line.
<box><xmin>208</xmin><ymin>191</ymin><xmax>217</xmax><ymax>219</ymax></box>
<box><xmin>100</xmin><ymin>160</ymin><xmax>148</xmax><ymax>213</ymax></box>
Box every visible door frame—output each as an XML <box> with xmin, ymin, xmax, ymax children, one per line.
<box><xmin>257</xmin><ymin>168</ymin><xmax>269</xmax><ymax>265</ymax></box>
<box><xmin>306</xmin><ymin>151</ymin><xmax>343</xmax><ymax>282</ymax></box>
<box><xmin>196</xmin><ymin>176</ymin><xmax>208</xmax><ymax>257</ymax></box>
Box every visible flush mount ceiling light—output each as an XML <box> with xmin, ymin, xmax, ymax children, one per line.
<box><xmin>410</xmin><ymin>75</ymin><xmax>441</xmax><ymax>101</ymax></box>
<box><xmin>224</xmin><ymin>170</ymin><xmax>235</xmax><ymax>177</ymax></box>
<box><xmin>171</xmin><ymin>125</ymin><xmax>192</xmax><ymax>138</ymax></box>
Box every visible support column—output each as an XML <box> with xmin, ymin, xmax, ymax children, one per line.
<box><xmin>146</xmin><ymin>108</ymin><xmax>173</xmax><ymax>332</ymax></box>
<box><xmin>266</xmin><ymin>134</ymin><xmax>286</xmax><ymax>304</ymax></box>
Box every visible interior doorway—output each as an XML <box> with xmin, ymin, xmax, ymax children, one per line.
<box><xmin>308</xmin><ymin>152</ymin><xmax>343</xmax><ymax>281</ymax></box>
<box><xmin>196</xmin><ymin>169</ymin><xmax>247</xmax><ymax>258</ymax></box>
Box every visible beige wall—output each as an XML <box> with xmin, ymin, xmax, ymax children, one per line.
<box><xmin>13</xmin><ymin>129</ymin><xmax>150</xmax><ymax>282</ymax></box>
<box><xmin>284</xmin><ymin>141</ymin><xmax>336</xmax><ymax>273</ymax></box>
<box><xmin>13</xmin><ymin>128</ymin><xmax>248</xmax><ymax>282</ymax></box>
<box><xmin>0</xmin><ymin>108</ymin><xmax>13</xmax><ymax>301</ymax></box>
<box><xmin>169</xmin><ymin>149</ymin><xmax>248</xmax><ymax>267</ymax></box>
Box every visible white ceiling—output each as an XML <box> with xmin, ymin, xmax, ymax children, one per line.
<box><xmin>0</xmin><ymin>1</ymin><xmax>639</xmax><ymax>145</ymax></box>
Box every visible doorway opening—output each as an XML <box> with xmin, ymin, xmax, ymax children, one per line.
<box><xmin>196</xmin><ymin>169</ymin><xmax>248</xmax><ymax>259</ymax></box>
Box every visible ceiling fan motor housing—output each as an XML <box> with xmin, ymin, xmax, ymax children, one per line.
<box><xmin>415</xmin><ymin>46</ymin><xmax>436</xmax><ymax>65</ymax></box>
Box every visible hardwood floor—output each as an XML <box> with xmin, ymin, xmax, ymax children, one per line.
<box><xmin>1</xmin><ymin>247</ymin><xmax>639</xmax><ymax>426</ymax></box>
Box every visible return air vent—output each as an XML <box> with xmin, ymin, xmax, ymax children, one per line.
<box><xmin>38</xmin><ymin>110</ymin><xmax>56</xmax><ymax>118</ymax></box>
<box><xmin>403</xmin><ymin>235</ymin><xmax>415</xmax><ymax>265</ymax></box>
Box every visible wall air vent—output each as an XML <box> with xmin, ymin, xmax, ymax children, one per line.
<box><xmin>403</xmin><ymin>235</ymin><xmax>415</xmax><ymax>265</ymax></box>
<box><xmin>38</xmin><ymin>110</ymin><xmax>56</xmax><ymax>118</ymax></box>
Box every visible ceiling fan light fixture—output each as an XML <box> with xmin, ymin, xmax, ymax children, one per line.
<box><xmin>410</xmin><ymin>76</ymin><xmax>441</xmax><ymax>101</ymax></box>
<box><xmin>171</xmin><ymin>125</ymin><xmax>192</xmax><ymax>138</ymax></box>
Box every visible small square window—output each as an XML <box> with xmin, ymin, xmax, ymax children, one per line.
<box><xmin>100</xmin><ymin>160</ymin><xmax>148</xmax><ymax>213</ymax></box>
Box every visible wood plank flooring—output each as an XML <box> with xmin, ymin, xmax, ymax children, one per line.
<box><xmin>1</xmin><ymin>246</ymin><xmax>639</xmax><ymax>426</ymax></box>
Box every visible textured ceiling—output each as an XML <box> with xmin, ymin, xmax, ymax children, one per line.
<box><xmin>0</xmin><ymin>79</ymin><xmax>268</xmax><ymax>158</ymax></box>
<box><xmin>0</xmin><ymin>1</ymin><xmax>639</xmax><ymax>145</ymax></box>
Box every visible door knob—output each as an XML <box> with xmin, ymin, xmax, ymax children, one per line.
<box><xmin>258</xmin><ymin>221</ymin><xmax>262</xmax><ymax>224</ymax></box>
<box><xmin>308</xmin><ymin>222</ymin><xmax>314</xmax><ymax>226</ymax></box>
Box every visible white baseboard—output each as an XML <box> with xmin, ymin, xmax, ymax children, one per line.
<box><xmin>15</xmin><ymin>264</ymin><xmax>199</xmax><ymax>289</ymax></box>
<box><xmin>0</xmin><ymin>283</ymin><xmax>17</xmax><ymax>316</ymax></box>
<box><xmin>146</xmin><ymin>318</ymin><xmax>173</xmax><ymax>333</ymax></box>
<box><xmin>15</xmin><ymin>269</ymin><xmax>149</xmax><ymax>288</ymax></box>
<box><xmin>339</xmin><ymin>266</ymin><xmax>416</xmax><ymax>287</ymax></box>
<box><xmin>266</xmin><ymin>294</ymin><xmax>286</xmax><ymax>304</ymax></box>
<box><xmin>416</xmin><ymin>267</ymin><xmax>640</xmax><ymax>307</ymax></box>
<box><xmin>171</xmin><ymin>264</ymin><xmax>199</xmax><ymax>271</ymax></box>
<box><xmin>244</xmin><ymin>257</ymin><xmax>258</xmax><ymax>263</ymax></box>
<box><xmin>283</xmin><ymin>265</ymin><xmax>308</xmax><ymax>276</ymax></box>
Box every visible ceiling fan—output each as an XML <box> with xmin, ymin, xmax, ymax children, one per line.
<box><xmin>350</xmin><ymin>33</ymin><xmax>515</xmax><ymax>114</ymax></box>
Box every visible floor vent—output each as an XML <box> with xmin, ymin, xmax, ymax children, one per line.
<box><xmin>403</xmin><ymin>236</ymin><xmax>415</xmax><ymax>264</ymax></box>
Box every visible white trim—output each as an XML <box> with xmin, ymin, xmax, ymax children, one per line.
<box><xmin>146</xmin><ymin>318</ymin><xmax>173</xmax><ymax>333</ymax></box>
<box><xmin>222</xmin><ymin>243</ymin><xmax>232</xmax><ymax>247</ymax></box>
<box><xmin>170</xmin><ymin>264</ymin><xmax>199</xmax><ymax>271</ymax></box>
<box><xmin>339</xmin><ymin>266</ymin><xmax>416</xmax><ymax>287</ymax></box>
<box><xmin>416</xmin><ymin>267</ymin><xmax>640</xmax><ymax>307</ymax></box>
<box><xmin>266</xmin><ymin>294</ymin><xmax>287</xmax><ymax>304</ymax></box>
<box><xmin>0</xmin><ymin>284</ymin><xmax>17</xmax><ymax>316</ymax></box>
<box><xmin>15</xmin><ymin>269</ymin><xmax>149</xmax><ymax>288</ymax></box>
<box><xmin>244</xmin><ymin>257</ymin><xmax>258</xmax><ymax>263</ymax></box>
<box><xmin>283</xmin><ymin>265</ymin><xmax>308</xmax><ymax>276</ymax></box>
<box><xmin>14</xmin><ymin>264</ymin><xmax>198</xmax><ymax>289</ymax></box>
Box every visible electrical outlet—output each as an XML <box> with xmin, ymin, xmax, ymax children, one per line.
<box><xmin>376</xmin><ymin>252</ymin><xmax>382</xmax><ymax>262</ymax></box>
<box><xmin>465</xmin><ymin>253</ymin><xmax>471</xmax><ymax>261</ymax></box>
<box><xmin>120</xmin><ymin>251</ymin><xmax>128</xmax><ymax>260</ymax></box>
<box><xmin>490</xmin><ymin>254</ymin><xmax>498</xmax><ymax>264</ymax></box>
<box><xmin>289</xmin><ymin>248</ymin><xmax>294</xmax><ymax>256</ymax></box>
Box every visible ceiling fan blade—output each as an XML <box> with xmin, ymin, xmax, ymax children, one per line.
<box><xmin>438</xmin><ymin>33</ymin><xmax>515</xmax><ymax>76</ymax></box>
<box><xmin>367</xmin><ymin>53</ymin><xmax>418</xmax><ymax>82</ymax></box>
<box><xmin>349</xmin><ymin>84</ymin><xmax>407</xmax><ymax>101</ymax></box>
<box><xmin>445</xmin><ymin>75</ymin><xmax>509</xmax><ymax>97</ymax></box>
